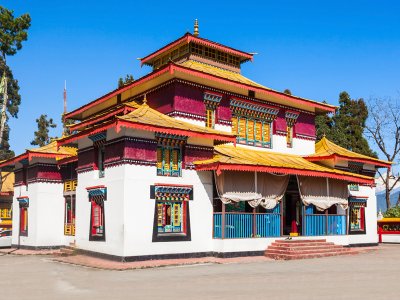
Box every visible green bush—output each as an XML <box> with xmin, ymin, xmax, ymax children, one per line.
<box><xmin>383</xmin><ymin>206</ymin><xmax>400</xmax><ymax>218</ymax></box>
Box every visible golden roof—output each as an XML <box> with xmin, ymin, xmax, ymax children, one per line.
<box><xmin>29</xmin><ymin>141</ymin><xmax>77</xmax><ymax>158</ymax></box>
<box><xmin>1</xmin><ymin>172</ymin><xmax>14</xmax><ymax>193</ymax></box>
<box><xmin>117</xmin><ymin>102</ymin><xmax>235</xmax><ymax>141</ymax></box>
<box><xmin>178</xmin><ymin>60</ymin><xmax>267</xmax><ymax>89</ymax></box>
<box><xmin>306</xmin><ymin>137</ymin><xmax>391</xmax><ymax>167</ymax></box>
<box><xmin>194</xmin><ymin>144</ymin><xmax>374</xmax><ymax>184</ymax></box>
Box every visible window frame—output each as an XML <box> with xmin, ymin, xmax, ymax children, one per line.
<box><xmin>232</xmin><ymin>115</ymin><xmax>272</xmax><ymax>148</ymax></box>
<box><xmin>89</xmin><ymin>199</ymin><xmax>106</xmax><ymax>241</ymax></box>
<box><xmin>156</xmin><ymin>145</ymin><xmax>182</xmax><ymax>177</ymax></box>
<box><xmin>348</xmin><ymin>202</ymin><xmax>366</xmax><ymax>235</ymax></box>
<box><xmin>19</xmin><ymin>206</ymin><xmax>28</xmax><ymax>236</ymax></box>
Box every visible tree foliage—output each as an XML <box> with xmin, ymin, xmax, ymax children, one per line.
<box><xmin>0</xmin><ymin>57</ymin><xmax>20</xmax><ymax>159</ymax></box>
<box><xmin>283</xmin><ymin>89</ymin><xmax>292</xmax><ymax>95</ymax></box>
<box><xmin>315</xmin><ymin>91</ymin><xmax>376</xmax><ymax>157</ymax></box>
<box><xmin>118</xmin><ymin>74</ymin><xmax>134</xmax><ymax>88</ymax></box>
<box><xmin>0</xmin><ymin>6</ymin><xmax>31</xmax><ymax>60</ymax></box>
<box><xmin>0</xmin><ymin>6</ymin><xmax>30</xmax><ymax>158</ymax></box>
<box><xmin>31</xmin><ymin>115</ymin><xmax>57</xmax><ymax>147</ymax></box>
<box><xmin>383</xmin><ymin>206</ymin><xmax>400</xmax><ymax>218</ymax></box>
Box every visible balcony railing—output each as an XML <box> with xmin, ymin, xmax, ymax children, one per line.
<box><xmin>213</xmin><ymin>212</ymin><xmax>281</xmax><ymax>239</ymax></box>
<box><xmin>303</xmin><ymin>214</ymin><xmax>346</xmax><ymax>236</ymax></box>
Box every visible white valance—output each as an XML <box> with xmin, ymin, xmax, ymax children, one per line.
<box><xmin>216</xmin><ymin>171</ymin><xmax>289</xmax><ymax>209</ymax></box>
<box><xmin>297</xmin><ymin>176</ymin><xmax>349</xmax><ymax>211</ymax></box>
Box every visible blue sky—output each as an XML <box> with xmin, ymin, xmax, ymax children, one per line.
<box><xmin>2</xmin><ymin>1</ymin><xmax>400</xmax><ymax>156</ymax></box>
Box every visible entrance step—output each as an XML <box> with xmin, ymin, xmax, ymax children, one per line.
<box><xmin>265</xmin><ymin>239</ymin><xmax>358</xmax><ymax>260</ymax></box>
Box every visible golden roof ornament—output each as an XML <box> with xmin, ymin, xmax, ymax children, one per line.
<box><xmin>194</xmin><ymin>19</ymin><xmax>199</xmax><ymax>37</ymax></box>
<box><xmin>143</xmin><ymin>94</ymin><xmax>148</xmax><ymax>105</ymax></box>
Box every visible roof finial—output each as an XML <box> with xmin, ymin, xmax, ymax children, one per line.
<box><xmin>143</xmin><ymin>94</ymin><xmax>148</xmax><ymax>105</ymax></box>
<box><xmin>194</xmin><ymin>19</ymin><xmax>199</xmax><ymax>37</ymax></box>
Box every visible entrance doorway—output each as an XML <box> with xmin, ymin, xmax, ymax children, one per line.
<box><xmin>283</xmin><ymin>176</ymin><xmax>302</xmax><ymax>236</ymax></box>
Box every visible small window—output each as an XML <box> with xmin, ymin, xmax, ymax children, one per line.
<box><xmin>157</xmin><ymin>201</ymin><xmax>186</xmax><ymax>234</ymax></box>
<box><xmin>248</xmin><ymin>90</ymin><xmax>255</xmax><ymax>98</ymax></box>
<box><xmin>286</xmin><ymin>126</ymin><xmax>293</xmax><ymax>148</ymax></box>
<box><xmin>64</xmin><ymin>195</ymin><xmax>76</xmax><ymax>236</ymax></box>
<box><xmin>90</xmin><ymin>200</ymin><xmax>105</xmax><ymax>241</ymax></box>
<box><xmin>96</xmin><ymin>144</ymin><xmax>105</xmax><ymax>178</ymax></box>
<box><xmin>20</xmin><ymin>207</ymin><xmax>28</xmax><ymax>236</ymax></box>
<box><xmin>349</xmin><ymin>201</ymin><xmax>366</xmax><ymax>234</ymax></box>
<box><xmin>206</xmin><ymin>108</ymin><xmax>216</xmax><ymax>129</ymax></box>
<box><xmin>157</xmin><ymin>146</ymin><xmax>182</xmax><ymax>177</ymax></box>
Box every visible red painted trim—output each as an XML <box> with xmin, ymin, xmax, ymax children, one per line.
<box><xmin>65</xmin><ymin>66</ymin><xmax>171</xmax><ymax>119</ymax></box>
<box><xmin>195</xmin><ymin>162</ymin><xmax>374</xmax><ymax>185</ymax></box>
<box><xmin>17</xmin><ymin>196</ymin><xmax>29</xmax><ymax>199</ymax></box>
<box><xmin>67</xmin><ymin>60</ymin><xmax>335</xmax><ymax>121</ymax></box>
<box><xmin>57</xmin><ymin>121</ymin><xmax>115</xmax><ymax>147</ymax></box>
<box><xmin>116</xmin><ymin>119</ymin><xmax>236</xmax><ymax>143</ymax></box>
<box><xmin>171</xmin><ymin>63</ymin><xmax>336</xmax><ymax>113</ymax></box>
<box><xmin>349</xmin><ymin>196</ymin><xmax>369</xmax><ymax>199</ymax></box>
<box><xmin>86</xmin><ymin>185</ymin><xmax>106</xmax><ymax>191</ymax></box>
<box><xmin>69</xmin><ymin>105</ymin><xmax>134</xmax><ymax>131</ymax></box>
<box><xmin>140</xmin><ymin>33</ymin><xmax>253</xmax><ymax>66</ymax></box>
<box><xmin>0</xmin><ymin>153</ymin><xmax>28</xmax><ymax>168</ymax></box>
<box><xmin>0</xmin><ymin>192</ymin><xmax>13</xmax><ymax>196</ymax></box>
<box><xmin>154</xmin><ymin>183</ymin><xmax>193</xmax><ymax>188</ymax></box>
<box><xmin>57</xmin><ymin>156</ymin><xmax>78</xmax><ymax>166</ymax></box>
<box><xmin>305</xmin><ymin>154</ymin><xmax>391</xmax><ymax>168</ymax></box>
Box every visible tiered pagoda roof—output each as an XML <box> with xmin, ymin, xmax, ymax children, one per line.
<box><xmin>305</xmin><ymin>137</ymin><xmax>391</xmax><ymax>168</ymax></box>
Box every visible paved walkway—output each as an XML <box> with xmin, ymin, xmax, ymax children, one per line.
<box><xmin>0</xmin><ymin>244</ymin><xmax>397</xmax><ymax>300</ymax></box>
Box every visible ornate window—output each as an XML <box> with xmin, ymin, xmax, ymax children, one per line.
<box><xmin>89</xmin><ymin>131</ymin><xmax>107</xmax><ymax>178</ymax></box>
<box><xmin>151</xmin><ymin>185</ymin><xmax>192</xmax><ymax>242</ymax></box>
<box><xmin>87</xmin><ymin>186</ymin><xmax>107</xmax><ymax>241</ymax></box>
<box><xmin>156</xmin><ymin>134</ymin><xmax>186</xmax><ymax>177</ymax></box>
<box><xmin>349</xmin><ymin>197</ymin><xmax>367</xmax><ymax>234</ymax></box>
<box><xmin>230</xmin><ymin>99</ymin><xmax>278</xmax><ymax>148</ymax></box>
<box><xmin>17</xmin><ymin>197</ymin><xmax>29</xmax><ymax>236</ymax></box>
<box><xmin>204</xmin><ymin>92</ymin><xmax>222</xmax><ymax>129</ymax></box>
<box><xmin>285</xmin><ymin>111</ymin><xmax>299</xmax><ymax>148</ymax></box>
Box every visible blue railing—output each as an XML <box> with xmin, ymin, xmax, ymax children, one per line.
<box><xmin>304</xmin><ymin>214</ymin><xmax>346</xmax><ymax>236</ymax></box>
<box><xmin>213</xmin><ymin>211</ymin><xmax>281</xmax><ymax>239</ymax></box>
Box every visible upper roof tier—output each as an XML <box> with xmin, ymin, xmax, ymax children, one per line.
<box><xmin>140</xmin><ymin>32</ymin><xmax>253</xmax><ymax>72</ymax></box>
<box><xmin>305</xmin><ymin>137</ymin><xmax>391</xmax><ymax>168</ymax></box>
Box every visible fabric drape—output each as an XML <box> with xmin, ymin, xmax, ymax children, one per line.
<box><xmin>297</xmin><ymin>176</ymin><xmax>349</xmax><ymax>211</ymax></box>
<box><xmin>216</xmin><ymin>171</ymin><xmax>289</xmax><ymax>209</ymax></box>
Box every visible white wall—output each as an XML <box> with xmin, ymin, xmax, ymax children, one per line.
<box><xmin>122</xmin><ymin>165</ymin><xmax>214</xmax><ymax>257</ymax></box>
<box><xmin>75</xmin><ymin>165</ymin><xmax>126</xmax><ymax>257</ymax></box>
<box><xmin>348</xmin><ymin>185</ymin><xmax>378</xmax><ymax>245</ymax></box>
<box><xmin>12</xmin><ymin>182</ymin><xmax>66</xmax><ymax>247</ymax></box>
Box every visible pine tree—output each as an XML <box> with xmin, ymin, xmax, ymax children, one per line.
<box><xmin>31</xmin><ymin>115</ymin><xmax>57</xmax><ymax>147</ymax></box>
<box><xmin>118</xmin><ymin>74</ymin><xmax>134</xmax><ymax>88</ymax></box>
<box><xmin>315</xmin><ymin>92</ymin><xmax>376</xmax><ymax>157</ymax></box>
<box><xmin>0</xmin><ymin>6</ymin><xmax>31</xmax><ymax>157</ymax></box>
<box><xmin>0</xmin><ymin>57</ymin><xmax>20</xmax><ymax>160</ymax></box>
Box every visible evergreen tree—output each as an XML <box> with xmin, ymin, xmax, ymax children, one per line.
<box><xmin>118</xmin><ymin>74</ymin><xmax>134</xmax><ymax>88</ymax></box>
<box><xmin>0</xmin><ymin>6</ymin><xmax>30</xmax><ymax>157</ymax></box>
<box><xmin>0</xmin><ymin>58</ymin><xmax>20</xmax><ymax>159</ymax></box>
<box><xmin>31</xmin><ymin>115</ymin><xmax>57</xmax><ymax>147</ymax></box>
<box><xmin>315</xmin><ymin>92</ymin><xmax>376</xmax><ymax>157</ymax></box>
<box><xmin>283</xmin><ymin>89</ymin><xmax>292</xmax><ymax>95</ymax></box>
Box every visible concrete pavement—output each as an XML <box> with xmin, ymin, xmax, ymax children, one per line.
<box><xmin>0</xmin><ymin>244</ymin><xmax>398</xmax><ymax>300</ymax></box>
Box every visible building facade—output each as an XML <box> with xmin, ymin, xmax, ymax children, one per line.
<box><xmin>0</xmin><ymin>25</ymin><xmax>390</xmax><ymax>260</ymax></box>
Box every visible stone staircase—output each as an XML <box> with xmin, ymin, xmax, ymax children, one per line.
<box><xmin>265</xmin><ymin>239</ymin><xmax>358</xmax><ymax>260</ymax></box>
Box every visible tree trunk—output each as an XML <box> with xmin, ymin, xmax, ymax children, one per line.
<box><xmin>385</xmin><ymin>169</ymin><xmax>391</xmax><ymax>211</ymax></box>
